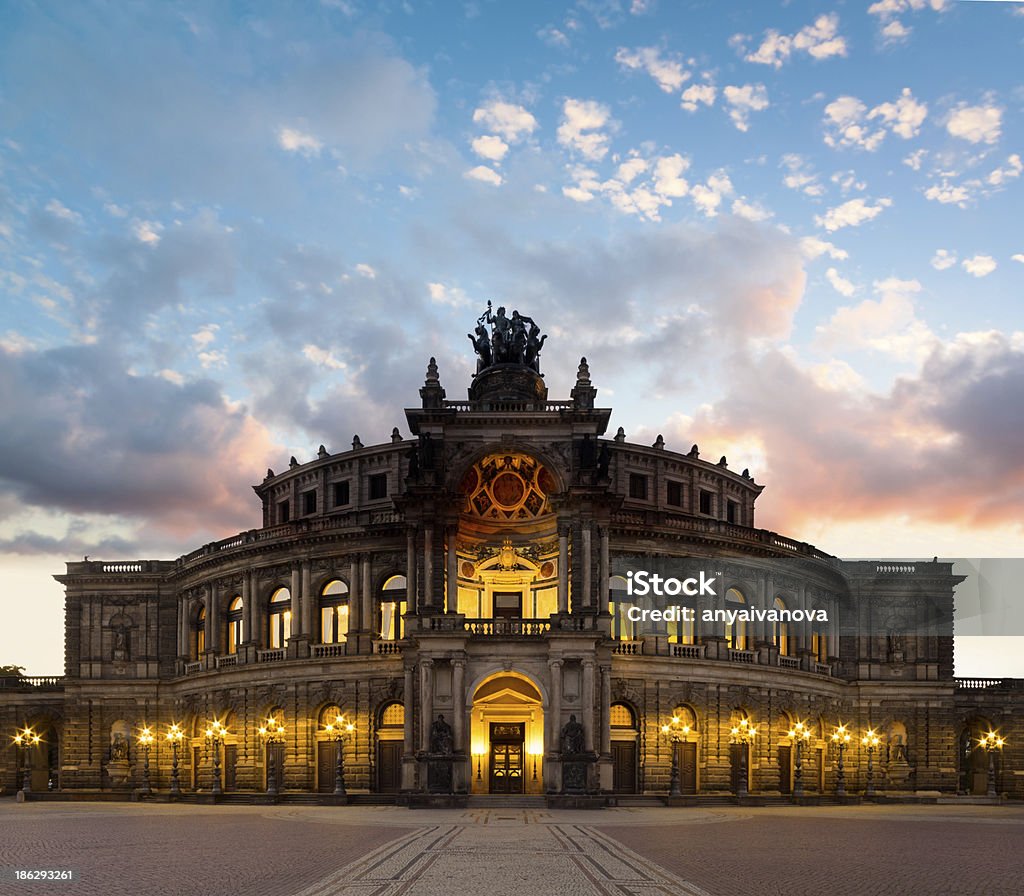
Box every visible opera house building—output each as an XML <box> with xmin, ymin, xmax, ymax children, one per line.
<box><xmin>2</xmin><ymin>308</ymin><xmax>1020</xmax><ymax>805</ymax></box>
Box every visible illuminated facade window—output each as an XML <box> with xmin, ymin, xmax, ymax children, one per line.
<box><xmin>269</xmin><ymin>587</ymin><xmax>291</xmax><ymax>649</ymax></box>
<box><xmin>194</xmin><ymin>605</ymin><xmax>206</xmax><ymax>658</ymax></box>
<box><xmin>320</xmin><ymin>580</ymin><xmax>349</xmax><ymax>644</ymax></box>
<box><xmin>773</xmin><ymin>597</ymin><xmax>789</xmax><ymax>656</ymax></box>
<box><xmin>608</xmin><ymin>575</ymin><xmax>634</xmax><ymax>640</ymax></box>
<box><xmin>725</xmin><ymin>588</ymin><xmax>747</xmax><ymax>650</ymax></box>
<box><xmin>379</xmin><ymin>575</ymin><xmax>407</xmax><ymax>640</ymax></box>
<box><xmin>227</xmin><ymin>596</ymin><xmax>243</xmax><ymax>654</ymax></box>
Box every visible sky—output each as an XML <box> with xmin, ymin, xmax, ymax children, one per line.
<box><xmin>1</xmin><ymin>0</ymin><xmax>1022</xmax><ymax>676</ymax></box>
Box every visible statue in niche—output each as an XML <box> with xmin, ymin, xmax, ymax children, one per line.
<box><xmin>110</xmin><ymin>733</ymin><xmax>129</xmax><ymax>762</ymax></box>
<box><xmin>887</xmin><ymin>629</ymin><xmax>906</xmax><ymax>663</ymax></box>
<box><xmin>112</xmin><ymin>624</ymin><xmax>130</xmax><ymax>662</ymax></box>
<box><xmin>596</xmin><ymin>442</ymin><xmax>611</xmax><ymax>481</ymax></box>
<box><xmin>561</xmin><ymin>714</ymin><xmax>585</xmax><ymax>755</ymax></box>
<box><xmin>430</xmin><ymin>714</ymin><xmax>454</xmax><ymax>755</ymax></box>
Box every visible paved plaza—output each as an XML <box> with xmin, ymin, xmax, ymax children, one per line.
<box><xmin>1</xmin><ymin>801</ymin><xmax>1022</xmax><ymax>896</ymax></box>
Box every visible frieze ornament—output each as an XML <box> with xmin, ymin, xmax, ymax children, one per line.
<box><xmin>613</xmin><ymin>678</ymin><xmax>642</xmax><ymax>707</ymax></box>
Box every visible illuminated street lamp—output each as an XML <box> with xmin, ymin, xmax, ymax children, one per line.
<box><xmin>786</xmin><ymin>721</ymin><xmax>812</xmax><ymax>799</ymax></box>
<box><xmin>258</xmin><ymin>715</ymin><xmax>286</xmax><ymax>797</ymax></box>
<box><xmin>137</xmin><ymin>726</ymin><xmax>155</xmax><ymax>797</ymax></box>
<box><xmin>204</xmin><ymin>719</ymin><xmax>228</xmax><ymax>796</ymax></box>
<box><xmin>13</xmin><ymin>726</ymin><xmax>41</xmax><ymax>794</ymax></box>
<box><xmin>165</xmin><ymin>723</ymin><xmax>184</xmax><ymax>796</ymax></box>
<box><xmin>323</xmin><ymin>714</ymin><xmax>355</xmax><ymax>796</ymax></box>
<box><xmin>660</xmin><ymin>715</ymin><xmax>691</xmax><ymax>797</ymax></box>
<box><xmin>830</xmin><ymin>724</ymin><xmax>852</xmax><ymax>797</ymax></box>
<box><xmin>729</xmin><ymin>718</ymin><xmax>757</xmax><ymax>799</ymax></box>
<box><xmin>472</xmin><ymin>743</ymin><xmax>486</xmax><ymax>781</ymax></box>
<box><xmin>861</xmin><ymin>728</ymin><xmax>881</xmax><ymax>798</ymax></box>
<box><xmin>978</xmin><ymin>731</ymin><xmax>1006</xmax><ymax>798</ymax></box>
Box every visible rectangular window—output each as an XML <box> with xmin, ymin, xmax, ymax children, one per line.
<box><xmin>303</xmin><ymin>489</ymin><xmax>317</xmax><ymax>516</ymax></box>
<box><xmin>333</xmin><ymin>480</ymin><xmax>350</xmax><ymax>507</ymax></box>
<box><xmin>278</xmin><ymin>500</ymin><xmax>290</xmax><ymax>524</ymax></box>
<box><xmin>727</xmin><ymin>500</ymin><xmax>739</xmax><ymax>524</ymax></box>
<box><xmin>628</xmin><ymin>473</ymin><xmax>648</xmax><ymax>500</ymax></box>
<box><xmin>368</xmin><ymin>473</ymin><xmax>388</xmax><ymax>500</ymax></box>
<box><xmin>699</xmin><ymin>490</ymin><xmax>713</xmax><ymax>515</ymax></box>
<box><xmin>666</xmin><ymin>481</ymin><xmax>683</xmax><ymax>507</ymax></box>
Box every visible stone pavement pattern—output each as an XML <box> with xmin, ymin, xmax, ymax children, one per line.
<box><xmin>2</xmin><ymin>802</ymin><xmax>1023</xmax><ymax>896</ymax></box>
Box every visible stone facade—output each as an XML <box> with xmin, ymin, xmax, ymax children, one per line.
<box><xmin>2</xmin><ymin>333</ymin><xmax>1022</xmax><ymax>802</ymax></box>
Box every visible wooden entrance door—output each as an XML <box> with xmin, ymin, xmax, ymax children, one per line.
<box><xmin>611</xmin><ymin>742</ymin><xmax>637</xmax><ymax>793</ymax></box>
<box><xmin>679</xmin><ymin>741</ymin><xmax>697</xmax><ymax>794</ymax></box>
<box><xmin>489</xmin><ymin>722</ymin><xmax>524</xmax><ymax>794</ymax></box>
<box><xmin>778</xmin><ymin>745</ymin><xmax>792</xmax><ymax>794</ymax></box>
<box><xmin>377</xmin><ymin>740</ymin><xmax>402</xmax><ymax>793</ymax></box>
<box><xmin>266</xmin><ymin>742</ymin><xmax>284</xmax><ymax>792</ymax></box>
<box><xmin>730</xmin><ymin>742</ymin><xmax>749</xmax><ymax>793</ymax></box>
<box><xmin>317</xmin><ymin>741</ymin><xmax>335</xmax><ymax>793</ymax></box>
<box><xmin>224</xmin><ymin>744</ymin><xmax>238</xmax><ymax>791</ymax></box>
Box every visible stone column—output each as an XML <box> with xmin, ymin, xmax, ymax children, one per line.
<box><xmin>420</xmin><ymin>659</ymin><xmax>434</xmax><ymax>753</ymax></box>
<box><xmin>204</xmin><ymin>585</ymin><xmax>215</xmax><ymax>655</ymax></box>
<box><xmin>557</xmin><ymin>524</ymin><xmax>569</xmax><ymax>614</ymax></box>
<box><xmin>452</xmin><ymin>658</ymin><xmax>466</xmax><ymax>753</ymax></box>
<box><xmin>178</xmin><ymin>594</ymin><xmax>188</xmax><ymax>658</ymax></box>
<box><xmin>581</xmin><ymin>521</ymin><xmax>593</xmax><ymax>609</ymax></box>
<box><xmin>300</xmin><ymin>560</ymin><xmax>312</xmax><ymax>638</ymax></box>
<box><xmin>599</xmin><ymin>526</ymin><xmax>610</xmax><ymax>614</ymax></box>
<box><xmin>402</xmin><ymin>664</ymin><xmax>416</xmax><ymax>790</ymax></box>
<box><xmin>248</xmin><ymin>571</ymin><xmax>260</xmax><ymax>648</ymax></box>
<box><xmin>406</xmin><ymin>526</ymin><xmax>418</xmax><ymax>613</ymax></box>
<box><xmin>446</xmin><ymin>525</ymin><xmax>458</xmax><ymax>615</ymax></box>
<box><xmin>241</xmin><ymin>573</ymin><xmax>251</xmax><ymax>643</ymax></box>
<box><xmin>349</xmin><ymin>557</ymin><xmax>361</xmax><ymax>631</ymax></box>
<box><xmin>600</xmin><ymin>664</ymin><xmax>612</xmax><ymax>756</ymax></box>
<box><xmin>289</xmin><ymin>565</ymin><xmax>300</xmax><ymax>640</ymax></box>
<box><xmin>547</xmin><ymin>659</ymin><xmax>563</xmax><ymax>791</ymax></box>
<box><xmin>423</xmin><ymin>525</ymin><xmax>434</xmax><ymax>610</ymax></box>
<box><xmin>362</xmin><ymin>554</ymin><xmax>373</xmax><ymax>640</ymax></box>
<box><xmin>582</xmin><ymin>660</ymin><xmax>596</xmax><ymax>752</ymax></box>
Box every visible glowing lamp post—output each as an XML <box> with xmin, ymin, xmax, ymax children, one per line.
<box><xmin>165</xmin><ymin>723</ymin><xmax>184</xmax><ymax>796</ymax></box>
<box><xmin>13</xmin><ymin>727</ymin><xmax>41</xmax><ymax>794</ymax></box>
<box><xmin>137</xmin><ymin>726</ymin><xmax>155</xmax><ymax>797</ymax></box>
<box><xmin>204</xmin><ymin>719</ymin><xmax>227</xmax><ymax>796</ymax></box>
<box><xmin>830</xmin><ymin>724</ymin><xmax>852</xmax><ymax>797</ymax></box>
<box><xmin>258</xmin><ymin>716</ymin><xmax>286</xmax><ymax>797</ymax></box>
<box><xmin>978</xmin><ymin>731</ymin><xmax>1006</xmax><ymax>798</ymax></box>
<box><xmin>472</xmin><ymin>744</ymin><xmax>486</xmax><ymax>782</ymax></box>
<box><xmin>729</xmin><ymin>718</ymin><xmax>757</xmax><ymax>799</ymax></box>
<box><xmin>861</xmin><ymin>728</ymin><xmax>881</xmax><ymax>798</ymax></box>
<box><xmin>323</xmin><ymin>715</ymin><xmax>354</xmax><ymax>796</ymax></box>
<box><xmin>661</xmin><ymin>716</ymin><xmax>691</xmax><ymax>797</ymax></box>
<box><xmin>786</xmin><ymin>721</ymin><xmax>812</xmax><ymax>799</ymax></box>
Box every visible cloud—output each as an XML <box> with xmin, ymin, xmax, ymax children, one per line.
<box><xmin>880</xmin><ymin>20</ymin><xmax>911</xmax><ymax>42</ymax></box>
<box><xmin>691</xmin><ymin>172</ymin><xmax>734</xmax><ymax>217</ymax></box>
<box><xmin>931</xmin><ymin>249</ymin><xmax>957</xmax><ymax>271</ymax></box>
<box><xmin>464</xmin><ymin>165</ymin><xmax>504</xmax><ymax>186</ymax></box>
<box><xmin>923</xmin><ymin>181</ymin><xmax>971</xmax><ymax>207</ymax></box>
<box><xmin>615</xmin><ymin>46</ymin><xmax>688</xmax><ymax>93</ymax></box>
<box><xmin>946</xmin><ymin>104</ymin><xmax>1002</xmax><ymax>145</ymax></box>
<box><xmin>132</xmin><ymin>219</ymin><xmax>163</xmax><ymax>245</ymax></box>
<box><xmin>1013</xmin><ymin>254</ymin><xmax>1024</xmax><ymax>265</ymax></box>
<box><xmin>472</xmin><ymin>100</ymin><xmax>538</xmax><ymax>142</ymax></box>
<box><xmin>780</xmin><ymin>154</ymin><xmax>824</xmax><ymax>197</ymax></box>
<box><xmin>355</xmin><ymin>263</ymin><xmax>377</xmax><ymax>279</ymax></box>
<box><xmin>814</xmin><ymin>277</ymin><xmax>931</xmax><ymax>361</ymax></box>
<box><xmin>471</xmin><ymin>135</ymin><xmax>509</xmax><ymax>162</ymax></box>
<box><xmin>815</xmin><ymin>197</ymin><xmax>892</xmax><ymax>232</ymax></box>
<box><xmin>825</xmin><ymin>267</ymin><xmax>856</xmax><ymax>297</ymax></box>
<box><xmin>823</xmin><ymin>88</ymin><xmax>927</xmax><ymax>151</ymax></box>
<box><xmin>680</xmin><ymin>83</ymin><xmax>716</xmax><ymax>112</ymax></box>
<box><xmin>557</xmin><ymin>98</ymin><xmax>613</xmax><ymax>160</ymax></box>
<box><xmin>744</xmin><ymin>13</ymin><xmax>847</xmax><ymax>68</ymax></box>
<box><xmin>731</xmin><ymin>198</ymin><xmax>772</xmax><ymax>222</ymax></box>
<box><xmin>799</xmin><ymin>236</ymin><xmax>848</xmax><ymax>261</ymax></box>
<box><xmin>685</xmin><ymin>328</ymin><xmax>1024</xmax><ymax>536</ymax></box>
<box><xmin>427</xmin><ymin>281</ymin><xmax>471</xmax><ymax>308</ymax></box>
<box><xmin>722</xmin><ymin>84</ymin><xmax>769</xmax><ymax>132</ymax></box>
<box><xmin>277</xmin><ymin>126</ymin><xmax>323</xmax><ymax>156</ymax></box>
<box><xmin>962</xmin><ymin>255</ymin><xmax>996</xmax><ymax>278</ymax></box>
<box><xmin>987</xmin><ymin>154</ymin><xmax>1022</xmax><ymax>186</ymax></box>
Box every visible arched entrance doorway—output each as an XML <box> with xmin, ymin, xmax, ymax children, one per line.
<box><xmin>470</xmin><ymin>672</ymin><xmax>544</xmax><ymax>795</ymax></box>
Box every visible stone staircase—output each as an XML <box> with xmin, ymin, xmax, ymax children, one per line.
<box><xmin>466</xmin><ymin>794</ymin><xmax>548</xmax><ymax>809</ymax></box>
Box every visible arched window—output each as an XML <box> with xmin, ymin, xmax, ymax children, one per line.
<box><xmin>194</xmin><ymin>604</ymin><xmax>206</xmax><ymax>658</ymax></box>
<box><xmin>608</xmin><ymin>575</ymin><xmax>635</xmax><ymax>641</ymax></box>
<box><xmin>379</xmin><ymin>702</ymin><xmax>404</xmax><ymax>728</ymax></box>
<box><xmin>773</xmin><ymin>596</ymin><xmax>790</xmax><ymax>656</ymax></box>
<box><xmin>227</xmin><ymin>596</ymin><xmax>243</xmax><ymax>655</ymax></box>
<box><xmin>610</xmin><ymin>702</ymin><xmax>637</xmax><ymax>729</ymax></box>
<box><xmin>812</xmin><ymin>612</ymin><xmax>829</xmax><ymax>663</ymax></box>
<box><xmin>725</xmin><ymin>588</ymin><xmax>747</xmax><ymax>650</ymax></box>
<box><xmin>320</xmin><ymin>580</ymin><xmax>349</xmax><ymax>645</ymax></box>
<box><xmin>319</xmin><ymin>704</ymin><xmax>344</xmax><ymax>729</ymax></box>
<box><xmin>268</xmin><ymin>588</ymin><xmax>291</xmax><ymax>649</ymax></box>
<box><xmin>379</xmin><ymin>575</ymin><xmax>407</xmax><ymax>641</ymax></box>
